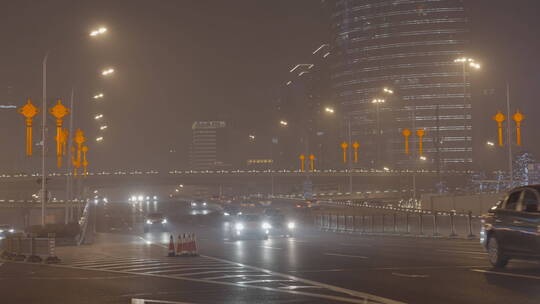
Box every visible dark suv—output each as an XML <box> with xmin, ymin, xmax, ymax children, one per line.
<box><xmin>481</xmin><ymin>185</ymin><xmax>540</xmax><ymax>267</ymax></box>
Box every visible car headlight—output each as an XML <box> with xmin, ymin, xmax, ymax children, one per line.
<box><xmin>235</xmin><ymin>223</ymin><xmax>244</xmax><ymax>230</ymax></box>
<box><xmin>288</xmin><ymin>222</ymin><xmax>296</xmax><ymax>229</ymax></box>
<box><xmin>161</xmin><ymin>219</ymin><xmax>167</xmax><ymax>224</ymax></box>
<box><xmin>0</xmin><ymin>229</ymin><xmax>4</xmax><ymax>233</ymax></box>
<box><xmin>191</xmin><ymin>202</ymin><xmax>197</xmax><ymax>207</ymax></box>
<box><xmin>224</xmin><ymin>212</ymin><xmax>230</xmax><ymax>216</ymax></box>
<box><xmin>262</xmin><ymin>222</ymin><xmax>271</xmax><ymax>229</ymax></box>
<box><xmin>145</xmin><ymin>220</ymin><xmax>152</xmax><ymax>224</ymax></box>
<box><xmin>8</xmin><ymin>229</ymin><xmax>14</xmax><ymax>233</ymax></box>
<box><xmin>203</xmin><ymin>202</ymin><xmax>207</xmax><ymax>206</ymax></box>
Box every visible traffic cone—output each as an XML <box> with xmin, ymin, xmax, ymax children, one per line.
<box><xmin>190</xmin><ymin>233</ymin><xmax>199</xmax><ymax>256</ymax></box>
<box><xmin>167</xmin><ymin>234</ymin><xmax>175</xmax><ymax>257</ymax></box>
<box><xmin>176</xmin><ymin>234</ymin><xmax>183</xmax><ymax>256</ymax></box>
<box><xmin>181</xmin><ymin>233</ymin><xmax>189</xmax><ymax>256</ymax></box>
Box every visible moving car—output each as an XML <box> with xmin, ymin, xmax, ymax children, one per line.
<box><xmin>263</xmin><ymin>209</ymin><xmax>296</xmax><ymax>237</ymax></box>
<box><xmin>190</xmin><ymin>199</ymin><xmax>208</xmax><ymax>209</ymax></box>
<box><xmin>481</xmin><ymin>185</ymin><xmax>540</xmax><ymax>267</ymax></box>
<box><xmin>0</xmin><ymin>224</ymin><xmax>15</xmax><ymax>238</ymax></box>
<box><xmin>227</xmin><ymin>214</ymin><xmax>269</xmax><ymax>240</ymax></box>
<box><xmin>143</xmin><ymin>213</ymin><xmax>168</xmax><ymax>232</ymax></box>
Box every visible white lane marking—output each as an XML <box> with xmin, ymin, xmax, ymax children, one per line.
<box><xmin>132</xmin><ymin>298</ymin><xmax>196</xmax><ymax>304</ymax></box>
<box><xmin>238</xmin><ymin>279</ymin><xmax>294</xmax><ymax>284</ymax></box>
<box><xmin>375</xmin><ymin>265</ymin><xmax>489</xmax><ymax>271</ymax></box>
<box><xmin>391</xmin><ymin>272</ymin><xmax>430</xmax><ymax>278</ymax></box>
<box><xmin>339</xmin><ymin>243</ymin><xmax>372</xmax><ymax>247</ymax></box>
<box><xmin>84</xmin><ymin>261</ymin><xmax>166</xmax><ymax>268</ymax></box>
<box><xmin>118</xmin><ymin>263</ymin><xmax>230</xmax><ymax>272</ymax></box>
<box><xmin>104</xmin><ymin>263</ymin><xmax>175</xmax><ymax>270</ymax></box>
<box><xmin>68</xmin><ymin>258</ymin><xmax>147</xmax><ymax>266</ymax></box>
<box><xmin>51</xmin><ymin>240</ymin><xmax>407</xmax><ymax>304</ymax></box>
<box><xmin>202</xmin><ymin>274</ymin><xmax>272</xmax><ymax>280</ymax></box>
<box><xmin>171</xmin><ymin>270</ymin><xmax>261</xmax><ymax>277</ymax></box>
<box><xmin>202</xmin><ymin>255</ymin><xmax>404</xmax><ymax>304</ymax></box>
<box><xmin>146</xmin><ymin>267</ymin><xmax>245</xmax><ymax>274</ymax></box>
<box><xmin>259</xmin><ymin>246</ymin><xmax>282</xmax><ymax>250</ymax></box>
<box><xmin>436</xmin><ymin>249</ymin><xmax>487</xmax><ymax>255</ymax></box>
<box><xmin>69</xmin><ymin>259</ymin><xmax>154</xmax><ymax>267</ymax></box>
<box><xmin>324</xmin><ymin>253</ymin><xmax>368</xmax><ymax>259</ymax></box>
<box><xmin>471</xmin><ymin>269</ymin><xmax>540</xmax><ymax>280</ymax></box>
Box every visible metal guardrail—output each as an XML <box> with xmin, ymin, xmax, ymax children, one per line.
<box><xmin>315</xmin><ymin>210</ymin><xmax>480</xmax><ymax>239</ymax></box>
<box><xmin>0</xmin><ymin>234</ymin><xmax>60</xmax><ymax>263</ymax></box>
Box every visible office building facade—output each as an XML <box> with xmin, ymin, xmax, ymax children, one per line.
<box><xmin>189</xmin><ymin>121</ymin><xmax>228</xmax><ymax>170</ymax></box>
<box><xmin>330</xmin><ymin>0</ymin><xmax>472</xmax><ymax>170</ymax></box>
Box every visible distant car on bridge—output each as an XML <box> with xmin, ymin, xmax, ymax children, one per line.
<box><xmin>481</xmin><ymin>185</ymin><xmax>540</xmax><ymax>267</ymax></box>
<box><xmin>144</xmin><ymin>213</ymin><xmax>168</xmax><ymax>233</ymax></box>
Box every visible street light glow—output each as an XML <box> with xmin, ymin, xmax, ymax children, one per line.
<box><xmin>383</xmin><ymin>87</ymin><xmax>394</xmax><ymax>94</ymax></box>
<box><xmin>279</xmin><ymin>120</ymin><xmax>288</xmax><ymax>126</ymax></box>
<box><xmin>469</xmin><ymin>62</ymin><xmax>481</xmax><ymax>69</ymax></box>
<box><xmin>100</xmin><ymin>125</ymin><xmax>108</xmax><ymax>131</ymax></box>
<box><xmin>383</xmin><ymin>167</ymin><xmax>390</xmax><ymax>172</ymax></box>
<box><xmin>101</xmin><ymin>68</ymin><xmax>115</xmax><ymax>76</ymax></box>
<box><xmin>248</xmin><ymin>134</ymin><xmax>255</xmax><ymax>140</ymax></box>
<box><xmin>372</xmin><ymin>98</ymin><xmax>385</xmax><ymax>104</ymax></box>
<box><xmin>96</xmin><ymin>136</ymin><xmax>104</xmax><ymax>142</ymax></box>
<box><xmin>93</xmin><ymin>93</ymin><xmax>104</xmax><ymax>99</ymax></box>
<box><xmin>90</xmin><ymin>27</ymin><xmax>108</xmax><ymax>37</ymax></box>
<box><xmin>325</xmin><ymin>107</ymin><xmax>335</xmax><ymax>114</ymax></box>
<box><xmin>419</xmin><ymin>156</ymin><xmax>427</xmax><ymax>161</ymax></box>
<box><xmin>486</xmin><ymin>141</ymin><xmax>495</xmax><ymax>147</ymax></box>
<box><xmin>94</xmin><ymin>114</ymin><xmax>103</xmax><ymax>120</ymax></box>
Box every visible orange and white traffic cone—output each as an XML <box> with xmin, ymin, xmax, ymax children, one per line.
<box><xmin>181</xmin><ymin>233</ymin><xmax>189</xmax><ymax>256</ymax></box>
<box><xmin>176</xmin><ymin>234</ymin><xmax>183</xmax><ymax>256</ymax></box>
<box><xmin>190</xmin><ymin>233</ymin><xmax>198</xmax><ymax>256</ymax></box>
<box><xmin>167</xmin><ymin>234</ymin><xmax>176</xmax><ymax>257</ymax></box>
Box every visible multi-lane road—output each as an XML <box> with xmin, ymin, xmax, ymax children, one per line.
<box><xmin>1</xmin><ymin>201</ymin><xmax>539</xmax><ymax>304</ymax></box>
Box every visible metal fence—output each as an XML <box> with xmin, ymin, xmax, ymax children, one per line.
<box><xmin>1</xmin><ymin>234</ymin><xmax>60</xmax><ymax>263</ymax></box>
<box><xmin>315</xmin><ymin>210</ymin><xmax>480</xmax><ymax>239</ymax></box>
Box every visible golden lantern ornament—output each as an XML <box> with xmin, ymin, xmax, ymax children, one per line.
<box><xmin>74</xmin><ymin>129</ymin><xmax>86</xmax><ymax>176</ymax></box>
<box><xmin>299</xmin><ymin>154</ymin><xmax>306</xmax><ymax>172</ymax></box>
<box><xmin>49</xmin><ymin>99</ymin><xmax>70</xmax><ymax>167</ymax></box>
<box><xmin>341</xmin><ymin>141</ymin><xmax>348</xmax><ymax>163</ymax></box>
<box><xmin>309</xmin><ymin>154</ymin><xmax>315</xmax><ymax>171</ymax></box>
<box><xmin>512</xmin><ymin>110</ymin><xmax>524</xmax><ymax>146</ymax></box>
<box><xmin>18</xmin><ymin>98</ymin><xmax>39</xmax><ymax>156</ymax></box>
<box><xmin>416</xmin><ymin>129</ymin><xmax>425</xmax><ymax>156</ymax></box>
<box><xmin>402</xmin><ymin>129</ymin><xmax>411</xmax><ymax>154</ymax></box>
<box><xmin>82</xmin><ymin>146</ymin><xmax>89</xmax><ymax>176</ymax></box>
<box><xmin>352</xmin><ymin>141</ymin><xmax>360</xmax><ymax>163</ymax></box>
<box><xmin>493</xmin><ymin>111</ymin><xmax>506</xmax><ymax>146</ymax></box>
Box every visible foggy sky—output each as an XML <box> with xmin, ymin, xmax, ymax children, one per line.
<box><xmin>0</xmin><ymin>0</ymin><xmax>539</xmax><ymax>172</ymax></box>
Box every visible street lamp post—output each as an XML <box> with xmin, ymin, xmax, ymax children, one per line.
<box><xmin>40</xmin><ymin>27</ymin><xmax>108</xmax><ymax>226</ymax></box>
<box><xmin>372</xmin><ymin>98</ymin><xmax>385</xmax><ymax>167</ymax></box>
<box><xmin>325</xmin><ymin>106</ymin><xmax>353</xmax><ymax>193</ymax></box>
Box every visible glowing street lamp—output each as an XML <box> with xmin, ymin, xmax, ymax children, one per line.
<box><xmin>372</xmin><ymin>98</ymin><xmax>385</xmax><ymax>104</ymax></box>
<box><xmin>96</xmin><ymin>136</ymin><xmax>104</xmax><ymax>142</ymax></box>
<box><xmin>94</xmin><ymin>114</ymin><xmax>103</xmax><ymax>120</ymax></box>
<box><xmin>325</xmin><ymin>107</ymin><xmax>335</xmax><ymax>114</ymax></box>
<box><xmin>486</xmin><ymin>141</ymin><xmax>495</xmax><ymax>147</ymax></box>
<box><xmin>383</xmin><ymin>87</ymin><xmax>394</xmax><ymax>94</ymax></box>
<box><xmin>279</xmin><ymin>120</ymin><xmax>288</xmax><ymax>127</ymax></box>
<box><xmin>101</xmin><ymin>68</ymin><xmax>115</xmax><ymax>76</ymax></box>
<box><xmin>248</xmin><ymin>134</ymin><xmax>255</xmax><ymax>141</ymax></box>
<box><xmin>100</xmin><ymin>125</ymin><xmax>108</xmax><ymax>131</ymax></box>
<box><xmin>419</xmin><ymin>156</ymin><xmax>427</xmax><ymax>161</ymax></box>
<box><xmin>89</xmin><ymin>27</ymin><xmax>108</xmax><ymax>37</ymax></box>
<box><xmin>93</xmin><ymin>93</ymin><xmax>104</xmax><ymax>99</ymax></box>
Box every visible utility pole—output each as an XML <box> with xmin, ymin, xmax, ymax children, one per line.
<box><xmin>506</xmin><ymin>82</ymin><xmax>513</xmax><ymax>186</ymax></box>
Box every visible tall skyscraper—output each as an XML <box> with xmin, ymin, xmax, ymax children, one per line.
<box><xmin>330</xmin><ymin>0</ymin><xmax>471</xmax><ymax>170</ymax></box>
<box><xmin>189</xmin><ymin>121</ymin><xmax>229</xmax><ymax>170</ymax></box>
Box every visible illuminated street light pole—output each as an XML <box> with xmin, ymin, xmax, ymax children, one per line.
<box><xmin>372</xmin><ymin>98</ymin><xmax>385</xmax><ymax>167</ymax></box>
<box><xmin>41</xmin><ymin>26</ymin><xmax>107</xmax><ymax>227</ymax></box>
<box><xmin>324</xmin><ymin>106</ymin><xmax>352</xmax><ymax>193</ymax></box>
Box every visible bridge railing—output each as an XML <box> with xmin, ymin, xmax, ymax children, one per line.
<box><xmin>314</xmin><ymin>209</ymin><xmax>480</xmax><ymax>239</ymax></box>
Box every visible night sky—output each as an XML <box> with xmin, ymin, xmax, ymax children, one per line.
<box><xmin>0</xmin><ymin>0</ymin><xmax>539</xmax><ymax>172</ymax></box>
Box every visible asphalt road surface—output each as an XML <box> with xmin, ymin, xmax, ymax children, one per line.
<box><xmin>1</xmin><ymin>202</ymin><xmax>539</xmax><ymax>304</ymax></box>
